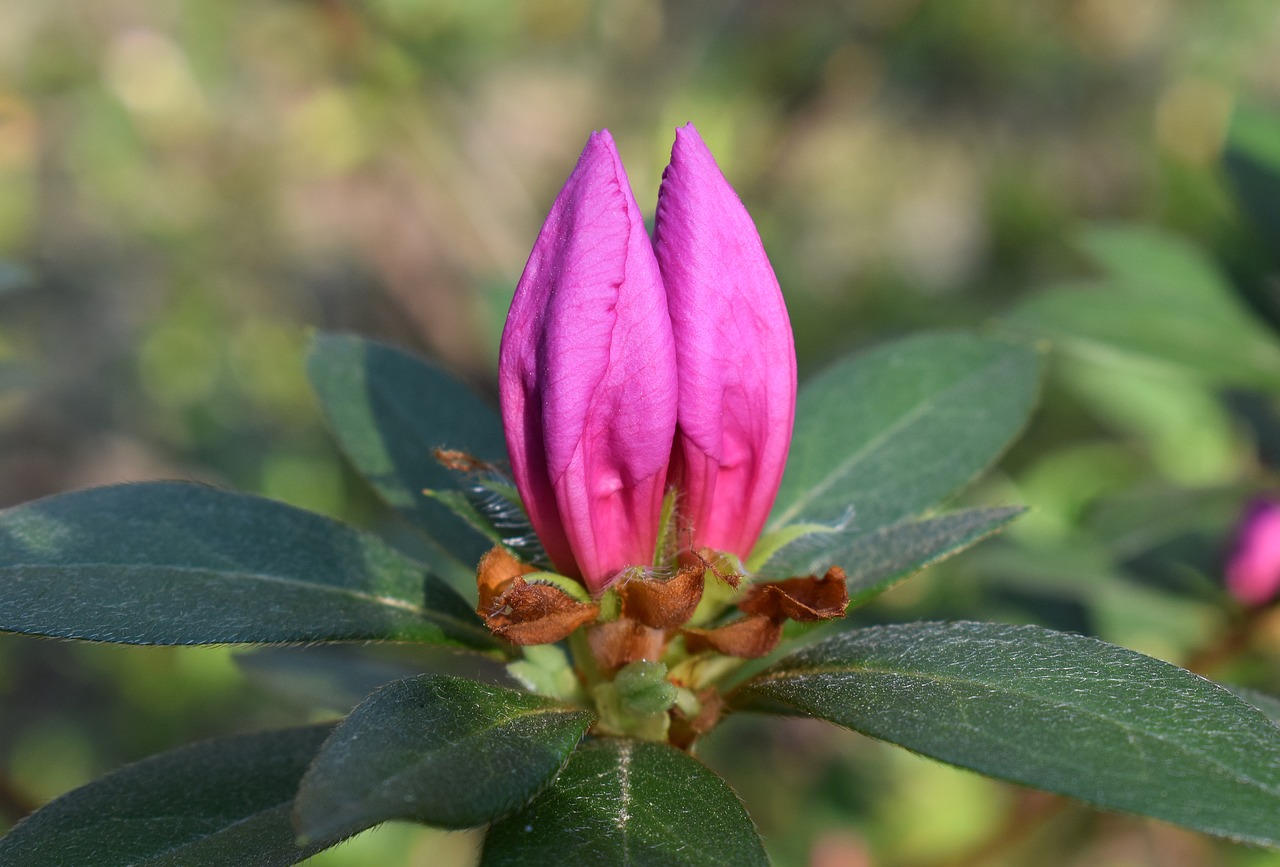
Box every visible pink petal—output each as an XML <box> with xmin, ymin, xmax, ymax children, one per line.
<box><xmin>1226</xmin><ymin>498</ymin><xmax>1280</xmax><ymax>606</ymax></box>
<box><xmin>499</xmin><ymin>130</ymin><xmax>678</xmax><ymax>592</ymax></box>
<box><xmin>654</xmin><ymin>124</ymin><xmax>797</xmax><ymax>560</ymax></box>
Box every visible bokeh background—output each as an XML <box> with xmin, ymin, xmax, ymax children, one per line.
<box><xmin>3</xmin><ymin>1</ymin><xmax>1280</xmax><ymax>865</ymax></box>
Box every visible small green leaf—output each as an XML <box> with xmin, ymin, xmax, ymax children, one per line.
<box><xmin>0</xmin><ymin>482</ymin><xmax>496</xmax><ymax>650</ymax></box>
<box><xmin>734</xmin><ymin>621</ymin><xmax>1280</xmax><ymax>847</ymax></box>
<box><xmin>481</xmin><ymin>738</ymin><xmax>768</xmax><ymax>867</ymax></box>
<box><xmin>293</xmin><ymin>674</ymin><xmax>592</xmax><ymax>843</ymax></box>
<box><xmin>769</xmin><ymin>333</ymin><xmax>1039</xmax><ymax>534</ymax></box>
<box><xmin>764</xmin><ymin>507</ymin><xmax>1025</xmax><ymax>607</ymax></box>
<box><xmin>307</xmin><ymin>333</ymin><xmax>508</xmax><ymax>581</ymax></box>
<box><xmin>0</xmin><ymin>725</ymin><xmax>333</xmax><ymax>866</ymax></box>
<box><xmin>507</xmin><ymin>645</ymin><xmax>585</xmax><ymax>703</ymax></box>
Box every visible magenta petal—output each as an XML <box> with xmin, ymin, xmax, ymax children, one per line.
<box><xmin>654</xmin><ymin>124</ymin><xmax>797</xmax><ymax>560</ymax></box>
<box><xmin>1226</xmin><ymin>498</ymin><xmax>1280</xmax><ymax>606</ymax></box>
<box><xmin>499</xmin><ymin>130</ymin><xmax>678</xmax><ymax>592</ymax></box>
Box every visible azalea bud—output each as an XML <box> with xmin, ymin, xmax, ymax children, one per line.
<box><xmin>499</xmin><ymin>131</ymin><xmax>678</xmax><ymax>593</ymax></box>
<box><xmin>654</xmin><ymin>124</ymin><xmax>797</xmax><ymax>561</ymax></box>
<box><xmin>1226</xmin><ymin>498</ymin><xmax>1280</xmax><ymax>606</ymax></box>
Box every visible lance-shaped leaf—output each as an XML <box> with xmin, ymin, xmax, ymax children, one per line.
<box><xmin>733</xmin><ymin>621</ymin><xmax>1280</xmax><ymax>847</ymax></box>
<box><xmin>0</xmin><ymin>725</ymin><xmax>333</xmax><ymax>867</ymax></box>
<box><xmin>768</xmin><ymin>333</ymin><xmax>1039</xmax><ymax>535</ymax></box>
<box><xmin>1008</xmin><ymin>226</ymin><xmax>1280</xmax><ymax>388</ymax></box>
<box><xmin>294</xmin><ymin>674</ymin><xmax>593</xmax><ymax>843</ymax></box>
<box><xmin>481</xmin><ymin>738</ymin><xmax>768</xmax><ymax>866</ymax></box>
<box><xmin>0</xmin><ymin>482</ymin><xmax>496</xmax><ymax>650</ymax></box>
<box><xmin>763</xmin><ymin>506</ymin><xmax>1026</xmax><ymax>605</ymax></box>
<box><xmin>307</xmin><ymin>334</ymin><xmax>508</xmax><ymax>582</ymax></box>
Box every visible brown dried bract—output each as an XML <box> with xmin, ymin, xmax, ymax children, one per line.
<box><xmin>587</xmin><ymin>618</ymin><xmax>667</xmax><ymax>671</ymax></box>
<box><xmin>433</xmin><ymin>447</ymin><xmax>494</xmax><ymax>474</ymax></box>
<box><xmin>669</xmin><ymin>688</ymin><xmax>725</xmax><ymax>751</ymax></box>
<box><xmin>476</xmin><ymin>546</ymin><xmax>598</xmax><ymax>645</ymax></box>
<box><xmin>476</xmin><ymin>546</ymin><xmax>535</xmax><ymax>610</ymax></box>
<box><xmin>685</xmin><ymin>546</ymin><xmax>742</xmax><ymax>589</ymax></box>
<box><xmin>738</xmin><ymin>566</ymin><xmax>849</xmax><ymax>622</ymax></box>
<box><xmin>619</xmin><ymin>562</ymin><xmax>706</xmax><ymax>629</ymax></box>
<box><xmin>682</xmin><ymin>614</ymin><xmax>782</xmax><ymax>659</ymax></box>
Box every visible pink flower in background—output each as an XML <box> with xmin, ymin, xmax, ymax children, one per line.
<box><xmin>1226</xmin><ymin>498</ymin><xmax>1280</xmax><ymax>606</ymax></box>
<box><xmin>499</xmin><ymin>125</ymin><xmax>796</xmax><ymax>594</ymax></box>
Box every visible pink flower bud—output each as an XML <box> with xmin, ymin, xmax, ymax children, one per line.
<box><xmin>500</xmin><ymin>125</ymin><xmax>794</xmax><ymax>594</ymax></box>
<box><xmin>654</xmin><ymin>124</ymin><xmax>797</xmax><ymax>560</ymax></box>
<box><xmin>499</xmin><ymin>131</ymin><xmax>678</xmax><ymax>593</ymax></box>
<box><xmin>1226</xmin><ymin>498</ymin><xmax>1280</xmax><ymax>606</ymax></box>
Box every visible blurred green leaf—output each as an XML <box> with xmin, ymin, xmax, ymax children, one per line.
<box><xmin>1009</xmin><ymin>226</ymin><xmax>1280</xmax><ymax>387</ymax></box>
<box><xmin>481</xmin><ymin>738</ymin><xmax>768</xmax><ymax>866</ymax></box>
<box><xmin>1224</xmin><ymin>106</ymin><xmax>1280</xmax><ymax>251</ymax></box>
<box><xmin>0</xmin><ymin>482</ymin><xmax>496</xmax><ymax>650</ymax></box>
<box><xmin>769</xmin><ymin>333</ymin><xmax>1040</xmax><ymax>534</ymax></box>
<box><xmin>294</xmin><ymin>675</ymin><xmax>592</xmax><ymax>843</ymax></box>
<box><xmin>307</xmin><ymin>334</ymin><xmax>508</xmax><ymax>587</ymax></box>
<box><xmin>0</xmin><ymin>725</ymin><xmax>334</xmax><ymax>867</ymax></box>
<box><xmin>234</xmin><ymin>647</ymin><xmax>424</xmax><ymax>713</ymax></box>
<box><xmin>1077</xmin><ymin>223</ymin><xmax>1235</xmax><ymax>304</ymax></box>
<box><xmin>734</xmin><ymin>621</ymin><xmax>1280</xmax><ymax>847</ymax></box>
<box><xmin>765</xmin><ymin>507</ymin><xmax>1025</xmax><ymax>605</ymax></box>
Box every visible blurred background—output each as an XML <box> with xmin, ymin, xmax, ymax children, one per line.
<box><xmin>3</xmin><ymin>1</ymin><xmax>1280</xmax><ymax>864</ymax></box>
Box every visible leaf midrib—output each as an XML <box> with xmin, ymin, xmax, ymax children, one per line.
<box><xmin>1</xmin><ymin>562</ymin><xmax>491</xmax><ymax>644</ymax></box>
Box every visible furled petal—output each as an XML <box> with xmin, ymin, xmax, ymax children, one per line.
<box><xmin>499</xmin><ymin>130</ymin><xmax>678</xmax><ymax>592</ymax></box>
<box><xmin>1226</xmin><ymin>498</ymin><xmax>1280</xmax><ymax>606</ymax></box>
<box><xmin>654</xmin><ymin>124</ymin><xmax>797</xmax><ymax>561</ymax></box>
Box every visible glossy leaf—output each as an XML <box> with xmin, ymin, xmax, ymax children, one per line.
<box><xmin>764</xmin><ymin>507</ymin><xmax>1025</xmax><ymax>607</ymax></box>
<box><xmin>735</xmin><ymin>621</ymin><xmax>1280</xmax><ymax>846</ymax></box>
<box><xmin>294</xmin><ymin>674</ymin><xmax>593</xmax><ymax>842</ymax></box>
<box><xmin>307</xmin><ymin>333</ymin><xmax>508</xmax><ymax>581</ymax></box>
<box><xmin>0</xmin><ymin>482</ymin><xmax>496</xmax><ymax>650</ymax></box>
<box><xmin>481</xmin><ymin>738</ymin><xmax>768</xmax><ymax>866</ymax></box>
<box><xmin>768</xmin><ymin>333</ymin><xmax>1039</xmax><ymax>536</ymax></box>
<box><xmin>0</xmin><ymin>725</ymin><xmax>333</xmax><ymax>867</ymax></box>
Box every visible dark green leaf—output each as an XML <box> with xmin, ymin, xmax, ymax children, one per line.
<box><xmin>0</xmin><ymin>725</ymin><xmax>333</xmax><ymax>867</ymax></box>
<box><xmin>768</xmin><ymin>333</ymin><xmax>1039</xmax><ymax>535</ymax></box>
<box><xmin>481</xmin><ymin>738</ymin><xmax>768</xmax><ymax>867</ymax></box>
<box><xmin>1224</xmin><ymin>106</ymin><xmax>1280</xmax><ymax>251</ymax></box>
<box><xmin>734</xmin><ymin>621</ymin><xmax>1280</xmax><ymax>846</ymax></box>
<box><xmin>0</xmin><ymin>482</ymin><xmax>496</xmax><ymax>650</ymax></box>
<box><xmin>294</xmin><ymin>674</ymin><xmax>592</xmax><ymax>842</ymax></box>
<box><xmin>1224</xmin><ymin>685</ymin><xmax>1280</xmax><ymax>727</ymax></box>
<box><xmin>765</xmin><ymin>507</ymin><xmax>1025</xmax><ymax>607</ymax></box>
<box><xmin>307</xmin><ymin>334</ymin><xmax>508</xmax><ymax>580</ymax></box>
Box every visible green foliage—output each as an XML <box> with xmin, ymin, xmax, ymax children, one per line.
<box><xmin>1225</xmin><ymin>106</ymin><xmax>1280</xmax><ymax>251</ymax></box>
<box><xmin>294</xmin><ymin>675</ymin><xmax>592</xmax><ymax>842</ymax></box>
<box><xmin>769</xmin><ymin>333</ymin><xmax>1040</xmax><ymax>534</ymax></box>
<box><xmin>0</xmin><ymin>726</ymin><xmax>333</xmax><ymax>867</ymax></box>
<box><xmin>0</xmin><ymin>482</ymin><xmax>495</xmax><ymax>650</ymax></box>
<box><xmin>480</xmin><ymin>738</ymin><xmax>769</xmax><ymax>866</ymax></box>
<box><xmin>765</xmin><ymin>506</ymin><xmax>1025</xmax><ymax>606</ymax></box>
<box><xmin>734</xmin><ymin>622</ymin><xmax>1280</xmax><ymax>846</ymax></box>
<box><xmin>307</xmin><ymin>334</ymin><xmax>509</xmax><ymax>589</ymax></box>
<box><xmin>1008</xmin><ymin>225</ymin><xmax>1280</xmax><ymax>387</ymax></box>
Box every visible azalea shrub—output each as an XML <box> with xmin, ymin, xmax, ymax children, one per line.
<box><xmin>2</xmin><ymin>125</ymin><xmax>1280</xmax><ymax>866</ymax></box>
